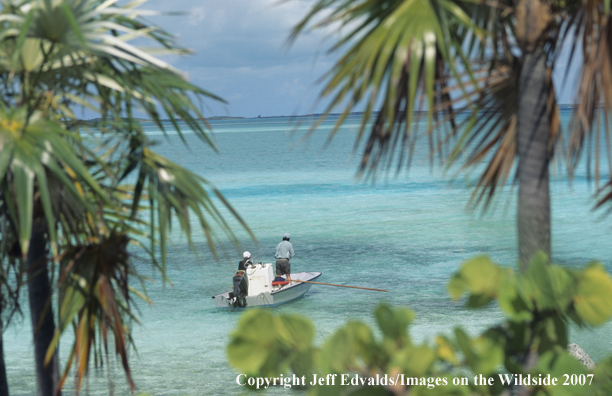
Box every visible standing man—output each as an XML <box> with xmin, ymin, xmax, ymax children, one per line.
<box><xmin>275</xmin><ymin>233</ymin><xmax>295</xmax><ymax>281</ymax></box>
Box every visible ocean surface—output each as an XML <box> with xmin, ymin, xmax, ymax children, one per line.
<box><xmin>5</xmin><ymin>112</ymin><xmax>612</xmax><ymax>395</ymax></box>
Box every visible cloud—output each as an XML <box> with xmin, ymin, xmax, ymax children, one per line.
<box><xmin>210</xmin><ymin>8</ymin><xmax>227</xmax><ymax>31</ymax></box>
<box><xmin>140</xmin><ymin>0</ymin><xmax>341</xmax><ymax>117</ymax></box>
<box><xmin>148</xmin><ymin>0</ymin><xmax>333</xmax><ymax>65</ymax></box>
<box><xmin>188</xmin><ymin>6</ymin><xmax>206</xmax><ymax>25</ymax></box>
<box><xmin>276</xmin><ymin>79</ymin><xmax>307</xmax><ymax>97</ymax></box>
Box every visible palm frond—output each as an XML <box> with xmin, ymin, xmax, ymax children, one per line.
<box><xmin>0</xmin><ymin>0</ymin><xmax>225</xmax><ymax>141</ymax></box>
<box><xmin>131</xmin><ymin>146</ymin><xmax>253</xmax><ymax>278</ymax></box>
<box><xmin>564</xmin><ymin>7</ymin><xmax>612</xmax><ymax>187</ymax></box>
<box><xmin>290</xmin><ymin>0</ymin><xmax>487</xmax><ymax>177</ymax></box>
<box><xmin>48</xmin><ymin>232</ymin><xmax>138</xmax><ymax>394</ymax></box>
<box><xmin>292</xmin><ymin>0</ymin><xmax>566</xmax><ymax>211</ymax></box>
<box><xmin>0</xmin><ymin>1</ymin><xmax>254</xmax><ymax>393</ymax></box>
<box><xmin>0</xmin><ymin>106</ymin><xmax>108</xmax><ymax>255</ymax></box>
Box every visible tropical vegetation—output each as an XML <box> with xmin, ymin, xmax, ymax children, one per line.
<box><xmin>290</xmin><ymin>0</ymin><xmax>612</xmax><ymax>270</ymax></box>
<box><xmin>226</xmin><ymin>0</ymin><xmax>612</xmax><ymax>394</ymax></box>
<box><xmin>229</xmin><ymin>254</ymin><xmax>612</xmax><ymax>395</ymax></box>
<box><xmin>0</xmin><ymin>0</ymin><xmax>249</xmax><ymax>395</ymax></box>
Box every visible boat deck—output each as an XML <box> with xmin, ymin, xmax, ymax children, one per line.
<box><xmin>212</xmin><ymin>271</ymin><xmax>321</xmax><ymax>308</ymax></box>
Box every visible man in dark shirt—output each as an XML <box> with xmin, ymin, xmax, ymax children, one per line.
<box><xmin>232</xmin><ymin>251</ymin><xmax>252</xmax><ymax>308</ymax></box>
<box><xmin>238</xmin><ymin>251</ymin><xmax>253</xmax><ymax>271</ymax></box>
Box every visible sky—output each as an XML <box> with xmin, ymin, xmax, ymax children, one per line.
<box><xmin>145</xmin><ymin>0</ymin><xmax>338</xmax><ymax>118</ymax></box>
<box><xmin>142</xmin><ymin>0</ymin><xmax>581</xmax><ymax>119</ymax></box>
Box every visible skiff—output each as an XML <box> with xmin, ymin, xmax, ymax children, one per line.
<box><xmin>212</xmin><ymin>263</ymin><xmax>321</xmax><ymax>310</ymax></box>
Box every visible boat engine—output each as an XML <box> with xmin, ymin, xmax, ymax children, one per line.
<box><xmin>229</xmin><ymin>271</ymin><xmax>248</xmax><ymax>310</ymax></box>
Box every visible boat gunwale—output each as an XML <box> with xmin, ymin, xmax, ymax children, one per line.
<box><xmin>211</xmin><ymin>271</ymin><xmax>322</xmax><ymax>300</ymax></box>
<box><xmin>269</xmin><ymin>271</ymin><xmax>322</xmax><ymax>295</ymax></box>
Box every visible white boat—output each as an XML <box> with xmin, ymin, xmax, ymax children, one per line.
<box><xmin>212</xmin><ymin>263</ymin><xmax>322</xmax><ymax>310</ymax></box>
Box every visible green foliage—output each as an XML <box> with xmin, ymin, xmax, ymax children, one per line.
<box><xmin>290</xmin><ymin>0</ymin><xmax>483</xmax><ymax>178</ymax></box>
<box><xmin>447</xmin><ymin>255</ymin><xmax>507</xmax><ymax>308</ymax></box>
<box><xmin>0</xmin><ymin>106</ymin><xmax>105</xmax><ymax>256</ymax></box>
<box><xmin>228</xmin><ymin>310</ymin><xmax>314</xmax><ymax>379</ymax></box>
<box><xmin>573</xmin><ymin>263</ymin><xmax>612</xmax><ymax>326</ymax></box>
<box><xmin>228</xmin><ymin>255</ymin><xmax>612</xmax><ymax>395</ymax></box>
<box><xmin>0</xmin><ymin>0</ymin><xmax>252</xmax><ymax>393</ymax></box>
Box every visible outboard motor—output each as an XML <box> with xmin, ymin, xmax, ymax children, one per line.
<box><xmin>228</xmin><ymin>271</ymin><xmax>248</xmax><ymax>310</ymax></box>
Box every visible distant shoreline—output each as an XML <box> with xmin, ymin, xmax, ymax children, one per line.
<box><xmin>83</xmin><ymin>113</ymin><xmax>368</xmax><ymax>124</ymax></box>
<box><xmin>84</xmin><ymin>105</ymin><xmax>581</xmax><ymax>124</ymax></box>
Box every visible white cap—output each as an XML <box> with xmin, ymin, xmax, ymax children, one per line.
<box><xmin>283</xmin><ymin>233</ymin><xmax>290</xmax><ymax>239</ymax></box>
<box><xmin>243</xmin><ymin>251</ymin><xmax>251</xmax><ymax>258</ymax></box>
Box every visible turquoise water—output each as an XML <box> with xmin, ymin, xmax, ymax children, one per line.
<box><xmin>5</xmin><ymin>113</ymin><xmax>612</xmax><ymax>395</ymax></box>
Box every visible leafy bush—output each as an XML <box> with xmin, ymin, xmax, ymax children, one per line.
<box><xmin>228</xmin><ymin>253</ymin><xmax>612</xmax><ymax>395</ymax></box>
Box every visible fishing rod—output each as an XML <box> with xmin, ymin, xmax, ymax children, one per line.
<box><xmin>294</xmin><ymin>256</ymin><xmax>313</xmax><ymax>266</ymax></box>
<box><xmin>294</xmin><ymin>279</ymin><xmax>387</xmax><ymax>292</ymax></box>
<box><xmin>293</xmin><ymin>256</ymin><xmax>387</xmax><ymax>292</ymax></box>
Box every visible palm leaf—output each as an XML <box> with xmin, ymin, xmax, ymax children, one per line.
<box><xmin>564</xmin><ymin>7</ymin><xmax>612</xmax><ymax>185</ymax></box>
<box><xmin>50</xmin><ymin>232</ymin><xmax>139</xmax><ymax>393</ymax></box>
<box><xmin>0</xmin><ymin>1</ymin><xmax>253</xmax><ymax>393</ymax></box>
<box><xmin>131</xmin><ymin>147</ymin><xmax>253</xmax><ymax>278</ymax></box>
<box><xmin>292</xmin><ymin>0</ymin><xmax>564</xmax><ymax>211</ymax></box>
<box><xmin>557</xmin><ymin>2</ymin><xmax>612</xmax><ymax>209</ymax></box>
<box><xmin>290</xmin><ymin>0</ymin><xmax>484</xmax><ymax>176</ymax></box>
<box><xmin>0</xmin><ymin>106</ymin><xmax>108</xmax><ymax>255</ymax></box>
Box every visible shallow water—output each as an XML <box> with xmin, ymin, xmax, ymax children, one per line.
<box><xmin>5</xmin><ymin>113</ymin><xmax>612</xmax><ymax>395</ymax></box>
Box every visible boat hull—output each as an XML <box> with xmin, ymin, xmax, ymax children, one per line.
<box><xmin>212</xmin><ymin>271</ymin><xmax>321</xmax><ymax>309</ymax></box>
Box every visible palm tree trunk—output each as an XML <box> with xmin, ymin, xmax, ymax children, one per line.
<box><xmin>0</xmin><ymin>316</ymin><xmax>8</xmax><ymax>396</ymax></box>
<box><xmin>26</xmin><ymin>218</ymin><xmax>60</xmax><ymax>396</ymax></box>
<box><xmin>517</xmin><ymin>49</ymin><xmax>551</xmax><ymax>271</ymax></box>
